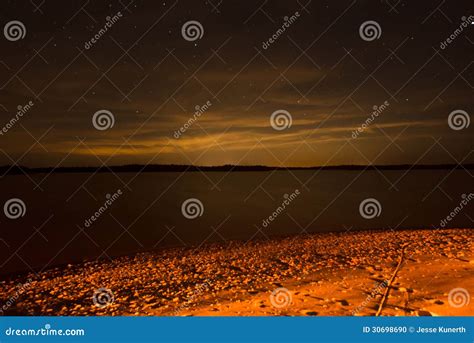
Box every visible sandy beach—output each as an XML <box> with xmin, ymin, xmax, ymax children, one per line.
<box><xmin>0</xmin><ymin>228</ymin><xmax>472</xmax><ymax>316</ymax></box>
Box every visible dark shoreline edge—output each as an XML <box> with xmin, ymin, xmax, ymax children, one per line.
<box><xmin>1</xmin><ymin>164</ymin><xmax>473</xmax><ymax>175</ymax></box>
<box><xmin>1</xmin><ymin>226</ymin><xmax>472</xmax><ymax>280</ymax></box>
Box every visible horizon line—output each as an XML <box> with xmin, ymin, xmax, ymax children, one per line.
<box><xmin>1</xmin><ymin>163</ymin><xmax>473</xmax><ymax>175</ymax></box>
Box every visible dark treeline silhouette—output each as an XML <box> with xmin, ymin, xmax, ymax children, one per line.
<box><xmin>1</xmin><ymin>164</ymin><xmax>473</xmax><ymax>175</ymax></box>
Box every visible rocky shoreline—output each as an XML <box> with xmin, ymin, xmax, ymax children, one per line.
<box><xmin>0</xmin><ymin>228</ymin><xmax>472</xmax><ymax>316</ymax></box>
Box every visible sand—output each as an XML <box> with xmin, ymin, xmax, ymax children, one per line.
<box><xmin>0</xmin><ymin>228</ymin><xmax>472</xmax><ymax>316</ymax></box>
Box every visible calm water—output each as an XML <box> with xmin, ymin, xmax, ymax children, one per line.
<box><xmin>0</xmin><ymin>170</ymin><xmax>472</xmax><ymax>275</ymax></box>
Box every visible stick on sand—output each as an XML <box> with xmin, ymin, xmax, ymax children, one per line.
<box><xmin>375</xmin><ymin>245</ymin><xmax>406</xmax><ymax>316</ymax></box>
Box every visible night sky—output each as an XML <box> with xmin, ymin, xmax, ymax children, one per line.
<box><xmin>0</xmin><ymin>0</ymin><xmax>473</xmax><ymax>167</ymax></box>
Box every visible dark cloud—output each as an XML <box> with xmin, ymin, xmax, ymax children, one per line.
<box><xmin>0</xmin><ymin>0</ymin><xmax>472</xmax><ymax>167</ymax></box>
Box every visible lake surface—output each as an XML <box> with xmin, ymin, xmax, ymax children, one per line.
<box><xmin>0</xmin><ymin>169</ymin><xmax>472</xmax><ymax>275</ymax></box>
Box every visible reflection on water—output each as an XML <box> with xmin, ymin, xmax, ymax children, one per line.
<box><xmin>0</xmin><ymin>169</ymin><xmax>472</xmax><ymax>274</ymax></box>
